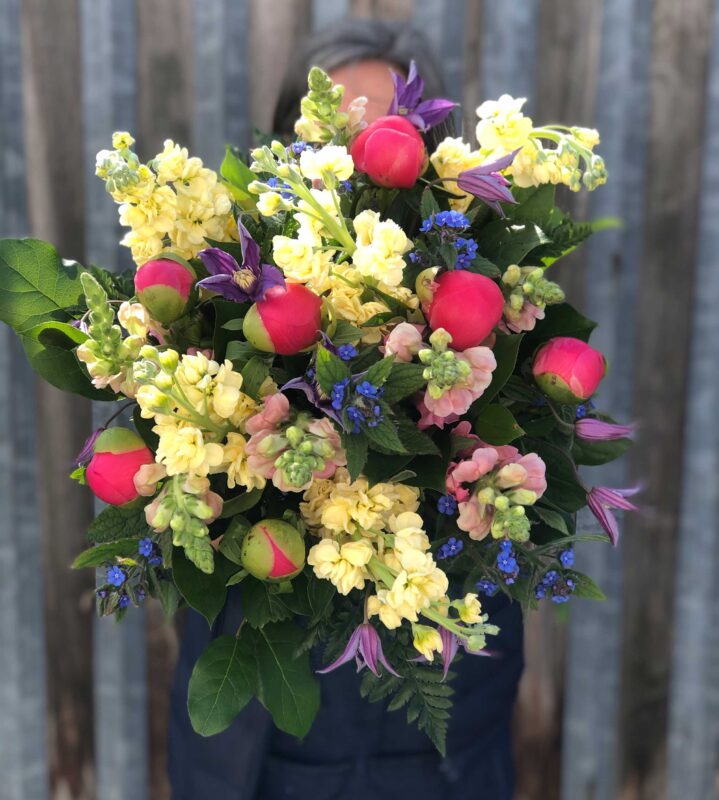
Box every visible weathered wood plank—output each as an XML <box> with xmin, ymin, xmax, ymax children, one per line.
<box><xmin>0</xmin><ymin>2</ymin><xmax>49</xmax><ymax>797</ymax></box>
<box><xmin>21</xmin><ymin>1</ymin><xmax>97</xmax><ymax>797</ymax></box>
<box><xmin>619</xmin><ymin>0</ymin><xmax>715</xmax><ymax>797</ymax></box>
<box><xmin>312</xmin><ymin>0</ymin><xmax>351</xmax><ymax>31</ymax></box>
<box><xmin>414</xmin><ymin>0</ymin><xmax>466</xmax><ymax>108</ymax></box>
<box><xmin>80</xmin><ymin>3</ymin><xmax>150</xmax><ymax>800</ymax></box>
<box><xmin>666</xmin><ymin>2</ymin><xmax>719</xmax><ymax>795</ymax></box>
<box><xmin>561</xmin><ymin>1</ymin><xmax>653</xmax><ymax>798</ymax></box>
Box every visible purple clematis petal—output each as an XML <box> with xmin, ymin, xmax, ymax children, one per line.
<box><xmin>76</xmin><ymin>427</ymin><xmax>105</xmax><ymax>466</ymax></box>
<box><xmin>575</xmin><ymin>418</ymin><xmax>636</xmax><ymax>441</ymax></box>
<box><xmin>457</xmin><ymin>149</ymin><xmax>521</xmax><ymax>216</ymax></box>
<box><xmin>439</xmin><ymin>628</ymin><xmax>460</xmax><ymax>681</ymax></box>
<box><xmin>388</xmin><ymin>59</ymin><xmax>457</xmax><ymax>132</ymax></box>
<box><xmin>587</xmin><ymin>485</ymin><xmax>640</xmax><ymax>545</ymax></box>
<box><xmin>317</xmin><ymin>623</ymin><xmax>399</xmax><ymax>677</ymax></box>
<box><xmin>197</xmin><ymin>218</ymin><xmax>285</xmax><ymax>303</ymax></box>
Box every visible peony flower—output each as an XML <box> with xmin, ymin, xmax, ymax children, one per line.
<box><xmin>134</xmin><ymin>257</ymin><xmax>196</xmax><ymax>324</ymax></box>
<box><xmin>532</xmin><ymin>336</ymin><xmax>607</xmax><ymax>403</ymax></box>
<box><xmin>241</xmin><ymin>519</ymin><xmax>305</xmax><ymax>580</ymax></box>
<box><xmin>243</xmin><ymin>282</ymin><xmax>322</xmax><ymax>355</ymax></box>
<box><xmin>86</xmin><ymin>427</ymin><xmax>155</xmax><ymax>506</ymax></box>
<box><xmin>351</xmin><ymin>115</ymin><xmax>426</xmax><ymax>189</ymax></box>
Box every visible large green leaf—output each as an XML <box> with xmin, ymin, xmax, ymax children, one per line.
<box><xmin>383</xmin><ymin>362</ymin><xmax>426</xmax><ymax>404</ymax></box>
<box><xmin>220</xmin><ymin>147</ymin><xmax>257</xmax><ymax>208</ymax></box>
<box><xmin>246</xmin><ymin>621</ymin><xmax>320</xmax><ymax>738</ymax></box>
<box><xmin>172</xmin><ymin>548</ymin><xmax>235</xmax><ymax>626</ymax></box>
<box><xmin>522</xmin><ymin>303</ymin><xmax>597</xmax><ymax>348</ymax></box>
<box><xmin>0</xmin><ymin>239</ymin><xmax>84</xmax><ymax>333</ymax></box>
<box><xmin>72</xmin><ymin>538</ymin><xmax>141</xmax><ymax>569</ymax></box>
<box><xmin>241</xmin><ymin>579</ymin><xmax>294</xmax><ymax>627</ymax></box>
<box><xmin>474</xmin><ymin>404</ymin><xmax>524</xmax><ymax>445</ymax></box>
<box><xmin>87</xmin><ymin>504</ymin><xmax>150</xmax><ymax>544</ymax></box>
<box><xmin>187</xmin><ymin>635</ymin><xmax>255</xmax><ymax>736</ymax></box>
<box><xmin>472</xmin><ymin>333</ymin><xmax>524</xmax><ymax>413</ymax></box>
<box><xmin>342</xmin><ymin>432</ymin><xmax>368</xmax><ymax>480</ymax></box>
<box><xmin>572</xmin><ymin>436</ymin><xmax>632</xmax><ymax>466</ymax></box>
<box><xmin>21</xmin><ymin>321</ymin><xmax>112</xmax><ymax>400</ymax></box>
<box><xmin>476</xmin><ymin>221</ymin><xmax>550</xmax><ymax>268</ymax></box>
<box><xmin>315</xmin><ymin>345</ymin><xmax>350</xmax><ymax>393</ymax></box>
<box><xmin>527</xmin><ymin>439</ymin><xmax>587</xmax><ymax>513</ymax></box>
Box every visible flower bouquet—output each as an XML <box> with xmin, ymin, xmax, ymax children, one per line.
<box><xmin>0</xmin><ymin>64</ymin><xmax>636</xmax><ymax>753</ymax></box>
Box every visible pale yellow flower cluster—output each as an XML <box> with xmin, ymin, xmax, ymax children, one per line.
<box><xmin>351</xmin><ymin>210</ymin><xmax>412</xmax><ymax>288</ymax></box>
<box><xmin>135</xmin><ymin>350</ymin><xmax>273</xmax><ymax>486</ymax></box>
<box><xmin>300</xmin><ymin>467</ymin><xmax>419</xmax><ymax>538</ymax></box>
<box><xmin>298</xmin><ymin>145</ymin><xmax>354</xmax><ymax>185</ymax></box>
<box><xmin>367</xmin><ymin>513</ymin><xmax>449</xmax><ymax>630</ymax></box>
<box><xmin>96</xmin><ymin>133</ymin><xmax>235</xmax><ymax>265</ymax></box>
<box><xmin>307</xmin><ymin>538</ymin><xmax>374</xmax><ymax>595</ymax></box>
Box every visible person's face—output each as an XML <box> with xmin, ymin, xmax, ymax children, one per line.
<box><xmin>330</xmin><ymin>59</ymin><xmax>400</xmax><ymax>124</ymax></box>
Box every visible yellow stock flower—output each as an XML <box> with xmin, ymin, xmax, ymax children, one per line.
<box><xmin>412</xmin><ymin>625</ymin><xmax>444</xmax><ymax>662</ymax></box>
<box><xmin>367</xmin><ymin>591</ymin><xmax>403</xmax><ymax>630</ymax></box>
<box><xmin>456</xmin><ymin>593</ymin><xmax>483</xmax><ymax>624</ymax></box>
<box><xmin>475</xmin><ymin>95</ymin><xmax>533</xmax><ymax>154</ymax></box>
<box><xmin>307</xmin><ymin>538</ymin><xmax>374</xmax><ymax>595</ymax></box>
<box><xmin>153</xmin><ymin>421</ymin><xmax>225</xmax><ymax>477</ymax></box>
<box><xmin>299</xmin><ymin>145</ymin><xmax>354</xmax><ymax>182</ymax></box>
<box><xmin>429</xmin><ymin>137</ymin><xmax>485</xmax><ymax>213</ymax></box>
<box><xmin>223</xmin><ymin>432</ymin><xmax>266</xmax><ymax>491</ymax></box>
<box><xmin>351</xmin><ymin>210</ymin><xmax>411</xmax><ymax>288</ymax></box>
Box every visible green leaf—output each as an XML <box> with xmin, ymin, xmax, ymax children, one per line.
<box><xmin>147</xmin><ymin>569</ymin><xmax>181</xmax><ymax>617</ymax></box>
<box><xmin>360</xmin><ymin>310</ymin><xmax>398</xmax><ymax>328</ymax></box>
<box><xmin>465</xmin><ymin>255</ymin><xmax>501</xmax><ymax>278</ymax></box>
<box><xmin>396</xmin><ymin>419</ymin><xmax>440</xmax><ymax>456</ymax></box>
<box><xmin>527</xmin><ymin>439</ymin><xmax>587</xmax><ymax>513</ymax></box>
<box><xmin>568</xmin><ymin>571</ymin><xmax>607</xmax><ymax>601</ymax></box>
<box><xmin>220</xmin><ymin>148</ymin><xmax>257</xmax><ymax>208</ymax></box>
<box><xmin>331</xmin><ymin>320</ymin><xmax>363</xmax><ymax>344</ymax></box>
<box><xmin>241</xmin><ymin>579</ymin><xmax>294</xmax><ymax>627</ymax></box>
<box><xmin>364</xmin><ymin>416</ymin><xmax>407</xmax><ymax>454</ymax></box>
<box><xmin>476</xmin><ymin>221</ymin><xmax>550</xmax><ymax>268</ymax></box>
<box><xmin>20</xmin><ymin>321</ymin><xmax>112</xmax><ymax>400</ymax></box>
<box><xmin>245</xmin><ymin>621</ymin><xmax>321</xmax><ymax>738</ymax></box>
<box><xmin>522</xmin><ymin>303</ymin><xmax>597</xmax><ymax>346</ymax></box>
<box><xmin>225</xmin><ymin>339</ymin><xmax>268</xmax><ymax>369</ymax></box>
<box><xmin>403</xmin><ymin>456</ymin><xmax>448</xmax><ymax>492</ymax></box>
<box><xmin>240</xmin><ymin>356</ymin><xmax>270</xmax><ymax>401</ymax></box>
<box><xmin>87</xmin><ymin>504</ymin><xmax>150</xmax><ymax>544</ymax></box>
<box><xmin>342</xmin><ymin>432</ymin><xmax>368</xmax><ymax>480</ymax></box>
<box><xmin>315</xmin><ymin>345</ymin><xmax>350</xmax><ymax>393</ymax></box>
<box><xmin>365</xmin><ymin>354</ymin><xmax>395</xmax><ymax>387</ymax></box>
<box><xmin>472</xmin><ymin>333</ymin><xmax>524</xmax><ymax>412</ymax></box>
<box><xmin>72</xmin><ymin>538</ymin><xmax>141</xmax><ymax>569</ymax></box>
<box><xmin>213</xmin><ymin>298</ymin><xmax>248</xmax><ymax>361</ymax></box>
<box><xmin>187</xmin><ymin>635</ymin><xmax>255</xmax><ymax>736</ymax></box>
<box><xmin>133</xmin><ymin>406</ymin><xmax>160</xmax><ymax>451</ymax></box>
<box><xmin>172</xmin><ymin>548</ymin><xmax>235</xmax><ymax>626</ymax></box>
<box><xmin>383</xmin><ymin>362</ymin><xmax>426</xmax><ymax>404</ymax></box>
<box><xmin>572</xmin><ymin>436</ymin><xmax>632</xmax><ymax>466</ymax></box>
<box><xmin>506</xmin><ymin>185</ymin><xmax>557</xmax><ymax>227</ymax></box>
<box><xmin>218</xmin><ymin>516</ymin><xmax>251</xmax><ymax>565</ymax></box>
<box><xmin>420</xmin><ymin>187</ymin><xmax>441</xmax><ymax>220</ymax></box>
<box><xmin>532</xmin><ymin>505</ymin><xmax>570</xmax><ymax>536</ymax></box>
<box><xmin>0</xmin><ymin>239</ymin><xmax>85</xmax><ymax>333</ymax></box>
<box><xmin>474</xmin><ymin>404</ymin><xmax>524</xmax><ymax>445</ymax></box>
<box><xmin>363</xmin><ymin>452</ymin><xmax>413</xmax><ymax>484</ymax></box>
<box><xmin>220</xmin><ymin>488</ymin><xmax>264</xmax><ymax>519</ymax></box>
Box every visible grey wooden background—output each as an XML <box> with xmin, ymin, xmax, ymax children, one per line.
<box><xmin>0</xmin><ymin>1</ymin><xmax>717</xmax><ymax>798</ymax></box>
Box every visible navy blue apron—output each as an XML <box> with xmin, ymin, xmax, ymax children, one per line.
<box><xmin>168</xmin><ymin>590</ymin><xmax>523</xmax><ymax>800</ymax></box>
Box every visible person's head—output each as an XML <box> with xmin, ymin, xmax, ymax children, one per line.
<box><xmin>272</xmin><ymin>18</ymin><xmax>450</xmax><ymax>139</ymax></box>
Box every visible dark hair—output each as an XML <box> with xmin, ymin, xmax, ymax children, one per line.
<box><xmin>272</xmin><ymin>18</ymin><xmax>452</xmax><ymax>143</ymax></box>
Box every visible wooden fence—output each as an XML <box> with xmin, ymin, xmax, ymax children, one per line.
<box><xmin>0</xmin><ymin>1</ymin><xmax>717</xmax><ymax>798</ymax></box>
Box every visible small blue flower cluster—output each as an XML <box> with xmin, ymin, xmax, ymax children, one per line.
<box><xmin>497</xmin><ymin>540</ymin><xmax>519</xmax><ymax>584</ymax></box>
<box><xmin>476</xmin><ymin>579</ymin><xmax>499</xmax><ymax>597</ymax></box>
<box><xmin>267</xmin><ymin>176</ymin><xmax>293</xmax><ymax>199</ymax></box>
<box><xmin>338</xmin><ymin>179</ymin><xmax>353</xmax><ymax>194</ymax></box>
<box><xmin>559</xmin><ymin>547</ymin><xmax>574</xmax><ymax>568</ymax></box>
<box><xmin>534</xmin><ymin>569</ymin><xmax>576</xmax><ymax>603</ymax></box>
<box><xmin>289</xmin><ymin>141</ymin><xmax>311</xmax><ymax>156</ymax></box>
<box><xmin>332</xmin><ymin>378</ymin><xmax>384</xmax><ymax>433</ymax></box>
<box><xmin>454</xmin><ymin>236</ymin><xmax>478</xmax><ymax>269</ymax></box>
<box><xmin>420</xmin><ymin>210</ymin><xmax>471</xmax><ymax>232</ymax></box>
<box><xmin>436</xmin><ymin>536</ymin><xmax>463</xmax><ymax>560</ymax></box>
<box><xmin>575</xmin><ymin>400</ymin><xmax>596</xmax><ymax>420</ymax></box>
<box><xmin>437</xmin><ymin>494</ymin><xmax>457</xmax><ymax>515</ymax></box>
<box><xmin>138</xmin><ymin>536</ymin><xmax>162</xmax><ymax>567</ymax></box>
<box><xmin>337</xmin><ymin>344</ymin><xmax>357</xmax><ymax>361</ymax></box>
<box><xmin>107</xmin><ymin>565</ymin><xmax>126</xmax><ymax>587</ymax></box>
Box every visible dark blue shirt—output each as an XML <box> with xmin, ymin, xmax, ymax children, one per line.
<box><xmin>168</xmin><ymin>589</ymin><xmax>523</xmax><ymax>799</ymax></box>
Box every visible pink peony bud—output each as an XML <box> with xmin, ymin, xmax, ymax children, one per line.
<box><xmin>532</xmin><ymin>337</ymin><xmax>607</xmax><ymax>403</ymax></box>
<box><xmin>242</xmin><ymin>283</ymin><xmax>322</xmax><ymax>355</ymax></box>
<box><xmin>240</xmin><ymin>519</ymin><xmax>306</xmax><ymax>581</ymax></box>
<box><xmin>86</xmin><ymin>427</ymin><xmax>154</xmax><ymax>506</ymax></box>
<box><xmin>350</xmin><ymin>115</ymin><xmax>427</xmax><ymax>189</ymax></box>
<box><xmin>427</xmin><ymin>270</ymin><xmax>504</xmax><ymax>350</ymax></box>
<box><xmin>134</xmin><ymin>257</ymin><xmax>196</xmax><ymax>324</ymax></box>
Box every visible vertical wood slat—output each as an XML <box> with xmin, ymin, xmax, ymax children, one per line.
<box><xmin>413</xmin><ymin>0</ymin><xmax>467</xmax><ymax>108</ymax></box>
<box><xmin>20</xmin><ymin>1</ymin><xmax>98</xmax><ymax>797</ymax></box>
<box><xmin>0</xmin><ymin>1</ymin><xmax>48</xmax><ymax>798</ymax></box>
<box><xmin>560</xmin><ymin>0</ymin><xmax>653</xmax><ymax>797</ymax></box>
<box><xmin>80</xmin><ymin>4</ymin><xmax>149</xmax><ymax>800</ymax></box>
<box><xmin>620</xmin><ymin>1</ymin><xmax>715</xmax><ymax>796</ymax></box>
<box><xmin>666</xmin><ymin>1</ymin><xmax>719</xmax><ymax>795</ymax></box>
<box><xmin>312</xmin><ymin>0</ymin><xmax>351</xmax><ymax>31</ymax></box>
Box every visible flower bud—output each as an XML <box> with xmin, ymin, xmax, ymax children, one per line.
<box><xmin>241</xmin><ymin>519</ymin><xmax>306</xmax><ymax>581</ymax></box>
<box><xmin>427</xmin><ymin>270</ymin><xmax>504</xmax><ymax>350</ymax></box>
<box><xmin>134</xmin><ymin>257</ymin><xmax>196</xmax><ymax>324</ymax></box>
<box><xmin>532</xmin><ymin>336</ymin><xmax>607</xmax><ymax>403</ymax></box>
<box><xmin>86</xmin><ymin>427</ymin><xmax>154</xmax><ymax>506</ymax></box>
<box><xmin>243</xmin><ymin>283</ymin><xmax>322</xmax><ymax>355</ymax></box>
<box><xmin>351</xmin><ymin>115</ymin><xmax>427</xmax><ymax>189</ymax></box>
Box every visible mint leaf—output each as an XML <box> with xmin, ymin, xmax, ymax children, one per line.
<box><xmin>87</xmin><ymin>505</ymin><xmax>149</xmax><ymax>544</ymax></box>
<box><xmin>315</xmin><ymin>346</ymin><xmax>350</xmax><ymax>393</ymax></box>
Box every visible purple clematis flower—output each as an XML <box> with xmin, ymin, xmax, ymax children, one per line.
<box><xmin>317</xmin><ymin>622</ymin><xmax>400</xmax><ymax>678</ymax></box>
<box><xmin>587</xmin><ymin>485</ymin><xmax>641</xmax><ymax>545</ymax></box>
<box><xmin>575</xmin><ymin>418</ymin><xmax>636</xmax><ymax>441</ymax></box>
<box><xmin>457</xmin><ymin>149</ymin><xmax>520</xmax><ymax>216</ymax></box>
<box><xmin>414</xmin><ymin>628</ymin><xmax>498</xmax><ymax>681</ymax></box>
<box><xmin>197</xmin><ymin>219</ymin><xmax>284</xmax><ymax>303</ymax></box>
<box><xmin>388</xmin><ymin>60</ymin><xmax>457</xmax><ymax>132</ymax></box>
